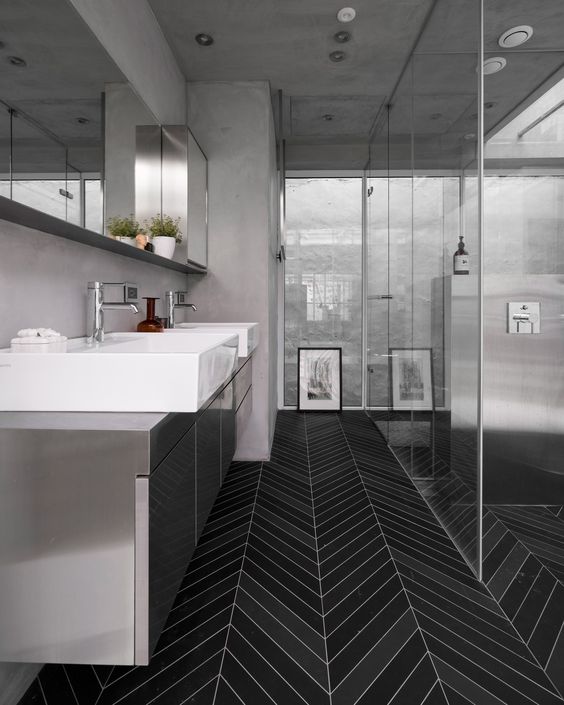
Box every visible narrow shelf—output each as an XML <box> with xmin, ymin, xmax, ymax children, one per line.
<box><xmin>0</xmin><ymin>196</ymin><xmax>207</xmax><ymax>276</ymax></box>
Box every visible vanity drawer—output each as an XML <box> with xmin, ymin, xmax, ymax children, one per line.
<box><xmin>234</xmin><ymin>358</ymin><xmax>252</xmax><ymax>410</ymax></box>
<box><xmin>236</xmin><ymin>385</ymin><xmax>252</xmax><ymax>444</ymax></box>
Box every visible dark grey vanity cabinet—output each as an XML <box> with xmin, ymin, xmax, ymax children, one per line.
<box><xmin>221</xmin><ymin>381</ymin><xmax>236</xmax><ymax>482</ymax></box>
<box><xmin>195</xmin><ymin>396</ymin><xmax>222</xmax><ymax>541</ymax></box>
<box><xmin>140</xmin><ymin>425</ymin><xmax>196</xmax><ymax>663</ymax></box>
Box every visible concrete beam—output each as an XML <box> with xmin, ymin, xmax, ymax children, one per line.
<box><xmin>68</xmin><ymin>0</ymin><xmax>186</xmax><ymax>124</ymax></box>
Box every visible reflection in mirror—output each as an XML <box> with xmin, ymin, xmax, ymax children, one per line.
<box><xmin>0</xmin><ymin>0</ymin><xmax>125</xmax><ymax>233</ymax></box>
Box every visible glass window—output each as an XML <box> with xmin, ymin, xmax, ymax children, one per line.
<box><xmin>284</xmin><ymin>177</ymin><xmax>363</xmax><ymax>406</ymax></box>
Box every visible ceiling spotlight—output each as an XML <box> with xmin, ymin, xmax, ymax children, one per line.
<box><xmin>337</xmin><ymin>7</ymin><xmax>356</xmax><ymax>23</ymax></box>
<box><xmin>195</xmin><ymin>33</ymin><xmax>214</xmax><ymax>46</ymax></box>
<box><xmin>334</xmin><ymin>30</ymin><xmax>351</xmax><ymax>43</ymax></box>
<box><xmin>322</xmin><ymin>114</ymin><xmax>335</xmax><ymax>121</ymax></box>
<box><xmin>7</xmin><ymin>56</ymin><xmax>26</xmax><ymax>67</ymax></box>
<box><xmin>329</xmin><ymin>51</ymin><xmax>346</xmax><ymax>62</ymax></box>
<box><xmin>498</xmin><ymin>25</ymin><xmax>533</xmax><ymax>48</ymax></box>
<box><xmin>76</xmin><ymin>117</ymin><xmax>90</xmax><ymax>125</ymax></box>
<box><xmin>483</xmin><ymin>56</ymin><xmax>506</xmax><ymax>75</ymax></box>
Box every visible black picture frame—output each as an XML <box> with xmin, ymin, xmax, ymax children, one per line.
<box><xmin>297</xmin><ymin>347</ymin><xmax>343</xmax><ymax>412</ymax></box>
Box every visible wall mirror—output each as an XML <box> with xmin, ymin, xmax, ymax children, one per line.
<box><xmin>0</xmin><ymin>0</ymin><xmax>126</xmax><ymax>233</ymax></box>
<box><xmin>0</xmin><ymin>0</ymin><xmax>206</xmax><ymax>273</ymax></box>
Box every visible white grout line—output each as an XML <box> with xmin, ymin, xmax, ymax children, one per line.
<box><xmin>335</xmin><ymin>413</ymin><xmax>453</xmax><ymax>705</ymax></box>
<box><xmin>526</xmin><ymin>581</ymin><xmax>557</xmax><ymax>646</ymax></box>
<box><xmin>210</xmin><ymin>461</ymin><xmax>264</xmax><ymax>705</ymax></box>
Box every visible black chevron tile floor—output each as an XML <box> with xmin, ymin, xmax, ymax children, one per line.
<box><xmin>18</xmin><ymin>412</ymin><xmax>564</xmax><ymax>705</ymax></box>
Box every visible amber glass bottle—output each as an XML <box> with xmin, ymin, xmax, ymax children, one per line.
<box><xmin>137</xmin><ymin>297</ymin><xmax>163</xmax><ymax>332</ymax></box>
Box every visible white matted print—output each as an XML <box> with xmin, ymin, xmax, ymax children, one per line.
<box><xmin>390</xmin><ymin>348</ymin><xmax>434</xmax><ymax>411</ymax></box>
<box><xmin>297</xmin><ymin>348</ymin><xmax>342</xmax><ymax>412</ymax></box>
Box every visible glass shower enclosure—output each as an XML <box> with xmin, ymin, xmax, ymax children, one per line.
<box><xmin>365</xmin><ymin>0</ymin><xmax>483</xmax><ymax>576</ymax></box>
<box><xmin>366</xmin><ymin>0</ymin><xmax>564</xmax><ymax>601</ymax></box>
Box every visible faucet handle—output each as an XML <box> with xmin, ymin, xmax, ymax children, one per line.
<box><xmin>102</xmin><ymin>282</ymin><xmax>139</xmax><ymax>304</ymax></box>
<box><xmin>168</xmin><ymin>291</ymin><xmax>191</xmax><ymax>306</ymax></box>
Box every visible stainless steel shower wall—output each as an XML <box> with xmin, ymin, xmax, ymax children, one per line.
<box><xmin>483</xmin><ymin>0</ymin><xmax>564</xmax><ymax>510</ymax></box>
<box><xmin>483</xmin><ymin>276</ymin><xmax>564</xmax><ymax>504</ymax></box>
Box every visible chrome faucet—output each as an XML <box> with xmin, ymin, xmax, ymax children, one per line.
<box><xmin>166</xmin><ymin>290</ymin><xmax>197</xmax><ymax>328</ymax></box>
<box><xmin>87</xmin><ymin>281</ymin><xmax>139</xmax><ymax>343</ymax></box>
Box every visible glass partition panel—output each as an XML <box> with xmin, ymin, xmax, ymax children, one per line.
<box><xmin>0</xmin><ymin>107</ymin><xmax>10</xmax><ymax>198</ymax></box>
<box><xmin>65</xmin><ymin>164</ymin><xmax>82</xmax><ymax>226</ymax></box>
<box><xmin>11</xmin><ymin>110</ymin><xmax>68</xmax><ymax>220</ymax></box>
<box><xmin>365</xmin><ymin>0</ymin><xmax>482</xmax><ymax>576</ymax></box>
<box><xmin>284</xmin><ymin>177</ymin><xmax>363</xmax><ymax>406</ymax></box>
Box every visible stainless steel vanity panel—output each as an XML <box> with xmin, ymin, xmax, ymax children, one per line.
<box><xmin>483</xmin><ymin>275</ymin><xmax>564</xmax><ymax>503</ymax></box>
<box><xmin>0</xmin><ymin>429</ymin><xmax>147</xmax><ymax>664</ymax></box>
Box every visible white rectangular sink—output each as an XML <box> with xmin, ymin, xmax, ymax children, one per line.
<box><xmin>0</xmin><ymin>332</ymin><xmax>238</xmax><ymax>412</ymax></box>
<box><xmin>168</xmin><ymin>322</ymin><xmax>259</xmax><ymax>357</ymax></box>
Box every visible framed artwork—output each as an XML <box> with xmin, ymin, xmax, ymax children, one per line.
<box><xmin>297</xmin><ymin>347</ymin><xmax>342</xmax><ymax>412</ymax></box>
<box><xmin>390</xmin><ymin>348</ymin><xmax>434</xmax><ymax>411</ymax></box>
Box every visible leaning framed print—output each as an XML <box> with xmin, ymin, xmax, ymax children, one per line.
<box><xmin>297</xmin><ymin>347</ymin><xmax>342</xmax><ymax>412</ymax></box>
<box><xmin>389</xmin><ymin>348</ymin><xmax>434</xmax><ymax>411</ymax></box>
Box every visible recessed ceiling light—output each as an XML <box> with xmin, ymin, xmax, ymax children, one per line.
<box><xmin>498</xmin><ymin>25</ymin><xmax>533</xmax><ymax>48</ymax></box>
<box><xmin>76</xmin><ymin>117</ymin><xmax>90</xmax><ymax>125</ymax></box>
<box><xmin>7</xmin><ymin>56</ymin><xmax>26</xmax><ymax>67</ymax></box>
<box><xmin>322</xmin><ymin>114</ymin><xmax>335</xmax><ymax>121</ymax></box>
<box><xmin>329</xmin><ymin>51</ymin><xmax>346</xmax><ymax>62</ymax></box>
<box><xmin>337</xmin><ymin>7</ymin><xmax>356</xmax><ymax>23</ymax></box>
<box><xmin>195</xmin><ymin>33</ymin><xmax>214</xmax><ymax>46</ymax></box>
<box><xmin>430</xmin><ymin>113</ymin><xmax>442</xmax><ymax>120</ymax></box>
<box><xmin>334</xmin><ymin>30</ymin><xmax>351</xmax><ymax>43</ymax></box>
<box><xmin>483</xmin><ymin>57</ymin><xmax>506</xmax><ymax>75</ymax></box>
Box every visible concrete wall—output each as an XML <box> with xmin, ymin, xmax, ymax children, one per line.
<box><xmin>0</xmin><ymin>220</ymin><xmax>187</xmax><ymax>348</ymax></box>
<box><xmin>68</xmin><ymin>0</ymin><xmax>185</xmax><ymax>124</ymax></box>
<box><xmin>186</xmin><ymin>81</ymin><xmax>278</xmax><ymax>460</ymax></box>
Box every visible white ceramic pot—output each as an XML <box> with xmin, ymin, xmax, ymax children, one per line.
<box><xmin>152</xmin><ymin>236</ymin><xmax>176</xmax><ymax>259</ymax></box>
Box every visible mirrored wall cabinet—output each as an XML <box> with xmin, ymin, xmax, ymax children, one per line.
<box><xmin>136</xmin><ymin>125</ymin><xmax>208</xmax><ymax>269</ymax></box>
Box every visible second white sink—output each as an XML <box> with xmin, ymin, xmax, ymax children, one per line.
<box><xmin>168</xmin><ymin>322</ymin><xmax>259</xmax><ymax>357</ymax></box>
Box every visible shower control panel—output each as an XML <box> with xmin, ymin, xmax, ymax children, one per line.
<box><xmin>507</xmin><ymin>302</ymin><xmax>540</xmax><ymax>334</ymax></box>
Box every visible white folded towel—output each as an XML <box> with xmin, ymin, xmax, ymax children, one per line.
<box><xmin>17</xmin><ymin>328</ymin><xmax>62</xmax><ymax>338</ymax></box>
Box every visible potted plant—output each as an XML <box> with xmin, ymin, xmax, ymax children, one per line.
<box><xmin>107</xmin><ymin>214</ymin><xmax>144</xmax><ymax>247</ymax></box>
<box><xmin>146</xmin><ymin>214</ymin><xmax>182</xmax><ymax>259</ymax></box>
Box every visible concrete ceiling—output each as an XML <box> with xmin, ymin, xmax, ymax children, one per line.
<box><xmin>0</xmin><ymin>0</ymin><xmax>562</xmax><ymax>172</ymax></box>
<box><xmin>148</xmin><ymin>0</ymin><xmax>564</xmax><ymax>169</ymax></box>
